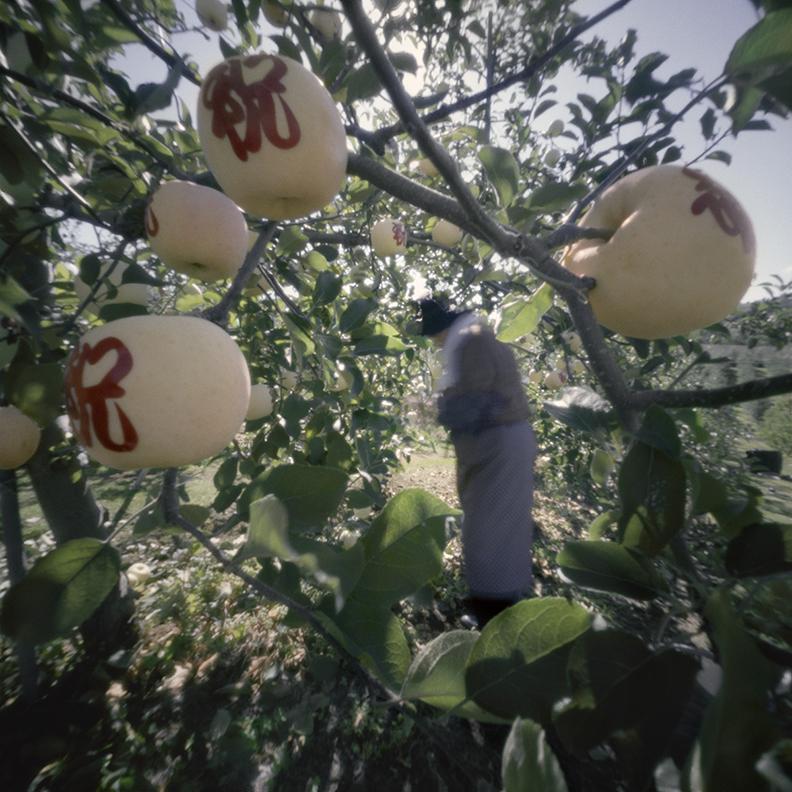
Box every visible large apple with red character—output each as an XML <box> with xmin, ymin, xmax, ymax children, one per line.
<box><xmin>146</xmin><ymin>180</ymin><xmax>249</xmax><ymax>281</ymax></box>
<box><xmin>63</xmin><ymin>315</ymin><xmax>250</xmax><ymax>470</ymax></box>
<box><xmin>562</xmin><ymin>165</ymin><xmax>756</xmax><ymax>339</ymax></box>
<box><xmin>196</xmin><ymin>53</ymin><xmax>347</xmax><ymax>220</ymax></box>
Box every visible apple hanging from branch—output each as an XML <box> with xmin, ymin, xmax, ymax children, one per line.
<box><xmin>146</xmin><ymin>180</ymin><xmax>249</xmax><ymax>281</ymax></box>
<box><xmin>0</xmin><ymin>406</ymin><xmax>40</xmax><ymax>469</ymax></box>
<box><xmin>63</xmin><ymin>315</ymin><xmax>250</xmax><ymax>470</ymax></box>
<box><xmin>310</xmin><ymin>7</ymin><xmax>343</xmax><ymax>39</ymax></box>
<box><xmin>195</xmin><ymin>0</ymin><xmax>228</xmax><ymax>31</ymax></box>
<box><xmin>246</xmin><ymin>383</ymin><xmax>275</xmax><ymax>419</ymax></box>
<box><xmin>197</xmin><ymin>53</ymin><xmax>348</xmax><ymax>220</ymax></box>
<box><xmin>371</xmin><ymin>218</ymin><xmax>407</xmax><ymax>257</ymax></box>
<box><xmin>74</xmin><ymin>260</ymin><xmax>149</xmax><ymax>315</ymax></box>
<box><xmin>431</xmin><ymin>218</ymin><xmax>463</xmax><ymax>247</ymax></box>
<box><xmin>563</xmin><ymin>165</ymin><xmax>755</xmax><ymax>339</ymax></box>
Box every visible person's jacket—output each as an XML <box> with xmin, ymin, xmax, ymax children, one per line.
<box><xmin>436</xmin><ymin>322</ymin><xmax>530</xmax><ymax>434</ymax></box>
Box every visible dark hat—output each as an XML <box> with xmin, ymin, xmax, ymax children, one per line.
<box><xmin>418</xmin><ymin>298</ymin><xmax>459</xmax><ymax>336</ymax></box>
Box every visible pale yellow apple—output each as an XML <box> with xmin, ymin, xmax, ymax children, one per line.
<box><xmin>561</xmin><ymin>330</ymin><xmax>582</xmax><ymax>352</ymax></box>
<box><xmin>547</xmin><ymin>119</ymin><xmax>564</xmax><ymax>137</ymax></box>
<box><xmin>279</xmin><ymin>369</ymin><xmax>299</xmax><ymax>390</ymax></box>
<box><xmin>562</xmin><ymin>165</ymin><xmax>756</xmax><ymax>339</ymax></box>
<box><xmin>63</xmin><ymin>315</ymin><xmax>250</xmax><ymax>470</ymax></box>
<box><xmin>528</xmin><ymin>369</ymin><xmax>543</xmax><ymax>384</ymax></box>
<box><xmin>197</xmin><ymin>54</ymin><xmax>347</xmax><ymax>220</ymax></box>
<box><xmin>569</xmin><ymin>359</ymin><xmax>586</xmax><ymax>375</ymax></box>
<box><xmin>310</xmin><ymin>8</ymin><xmax>342</xmax><ymax>39</ymax></box>
<box><xmin>419</xmin><ymin>158</ymin><xmax>439</xmax><ymax>177</ymax></box>
<box><xmin>431</xmin><ymin>219</ymin><xmax>463</xmax><ymax>247</ymax></box>
<box><xmin>246</xmin><ymin>383</ymin><xmax>275</xmax><ymax>419</ymax></box>
<box><xmin>127</xmin><ymin>562</ymin><xmax>151</xmax><ymax>584</ymax></box>
<box><xmin>544</xmin><ymin>369</ymin><xmax>567</xmax><ymax>390</ymax></box>
<box><xmin>371</xmin><ymin>218</ymin><xmax>407</xmax><ymax>257</ymax></box>
<box><xmin>196</xmin><ymin>0</ymin><xmax>228</xmax><ymax>31</ymax></box>
<box><xmin>74</xmin><ymin>261</ymin><xmax>149</xmax><ymax>315</ymax></box>
<box><xmin>262</xmin><ymin>0</ymin><xmax>289</xmax><ymax>26</ymax></box>
<box><xmin>0</xmin><ymin>406</ymin><xmax>40</xmax><ymax>469</ymax></box>
<box><xmin>544</xmin><ymin>148</ymin><xmax>561</xmax><ymax>167</ymax></box>
<box><xmin>145</xmin><ymin>180</ymin><xmax>248</xmax><ymax>281</ymax></box>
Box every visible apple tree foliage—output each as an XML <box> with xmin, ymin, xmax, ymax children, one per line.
<box><xmin>2</xmin><ymin>0</ymin><xmax>792</xmax><ymax>788</ymax></box>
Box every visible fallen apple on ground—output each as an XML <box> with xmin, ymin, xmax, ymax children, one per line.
<box><xmin>146</xmin><ymin>180</ymin><xmax>248</xmax><ymax>281</ymax></box>
<box><xmin>371</xmin><ymin>218</ymin><xmax>407</xmax><ymax>257</ymax></box>
<box><xmin>0</xmin><ymin>406</ymin><xmax>40</xmax><ymax>469</ymax></box>
<box><xmin>63</xmin><ymin>315</ymin><xmax>250</xmax><ymax>470</ymax></box>
<box><xmin>197</xmin><ymin>53</ymin><xmax>347</xmax><ymax>220</ymax></box>
<box><xmin>563</xmin><ymin>165</ymin><xmax>756</xmax><ymax>339</ymax></box>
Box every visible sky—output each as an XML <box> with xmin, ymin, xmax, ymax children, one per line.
<box><xmin>126</xmin><ymin>0</ymin><xmax>791</xmax><ymax>302</ymax></box>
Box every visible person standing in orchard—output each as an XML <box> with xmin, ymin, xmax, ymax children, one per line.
<box><xmin>418</xmin><ymin>297</ymin><xmax>537</xmax><ymax>629</ymax></box>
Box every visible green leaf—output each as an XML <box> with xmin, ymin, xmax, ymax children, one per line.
<box><xmin>725</xmin><ymin>523</ymin><xmax>792</xmax><ymax>577</ymax></box>
<box><xmin>557</xmin><ymin>541</ymin><xmax>669</xmax><ymax>601</ymax></box>
<box><xmin>339</xmin><ymin>298</ymin><xmax>377</xmax><ymax>333</ymax></box>
<box><xmin>346</xmin><ymin>63</ymin><xmax>383</xmax><ymax>102</ymax></box>
<box><xmin>239</xmin><ymin>464</ymin><xmax>348</xmax><ymax>530</ymax></box>
<box><xmin>527</xmin><ymin>181</ymin><xmax>588</xmax><ymax>212</ymax></box>
<box><xmin>725</xmin><ymin>9</ymin><xmax>792</xmax><ymax>74</ymax></box>
<box><xmin>353</xmin><ymin>488</ymin><xmax>457</xmax><ymax>607</ymax></box>
<box><xmin>0</xmin><ymin>539</ymin><xmax>120</xmax><ymax>645</ymax></box>
<box><xmin>465</xmin><ymin>598</ymin><xmax>591</xmax><ymax>724</ymax></box>
<box><xmin>543</xmin><ymin>387</ymin><xmax>615</xmax><ymax>436</ymax></box>
<box><xmin>712</xmin><ymin>485</ymin><xmax>764</xmax><ymax>537</ymax></box>
<box><xmin>352</xmin><ymin>334</ymin><xmax>407</xmax><ymax>356</ymax></box>
<box><xmin>554</xmin><ymin>630</ymin><xmax>699</xmax><ymax>753</ymax></box>
<box><xmin>635</xmin><ymin>405</ymin><xmax>681</xmax><ymax>460</ymax></box>
<box><xmin>311</xmin><ymin>270</ymin><xmax>342</xmax><ymax>308</ymax></box>
<box><xmin>502</xmin><ymin>718</ymin><xmax>569</xmax><ymax>792</ymax></box>
<box><xmin>401</xmin><ymin>630</ymin><xmax>510</xmax><ymax>722</ymax></box>
<box><xmin>688</xmin><ymin>589</ymin><xmax>781</xmax><ymax>792</ymax></box>
<box><xmin>317</xmin><ymin>598</ymin><xmax>410</xmax><ymax>688</ymax></box>
<box><xmin>235</xmin><ymin>494</ymin><xmax>290</xmax><ymax>561</ymax></box>
<box><xmin>689</xmin><ymin>469</ymin><xmax>729</xmax><ymax>516</ymax></box>
<box><xmin>478</xmin><ymin>145</ymin><xmax>520</xmax><ymax>207</ymax></box>
<box><xmin>6</xmin><ymin>362</ymin><xmax>62</xmax><ymax>426</ymax></box>
<box><xmin>496</xmin><ymin>284</ymin><xmax>553</xmax><ymax>343</ymax></box>
<box><xmin>617</xmin><ymin>442</ymin><xmax>686</xmax><ymax>557</ymax></box>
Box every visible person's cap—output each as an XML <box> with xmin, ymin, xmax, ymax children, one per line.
<box><xmin>418</xmin><ymin>298</ymin><xmax>458</xmax><ymax>336</ymax></box>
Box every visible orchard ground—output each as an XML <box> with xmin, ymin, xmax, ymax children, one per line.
<box><xmin>2</xmin><ymin>423</ymin><xmax>792</xmax><ymax>792</ymax></box>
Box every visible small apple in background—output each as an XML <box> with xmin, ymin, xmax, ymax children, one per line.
<box><xmin>528</xmin><ymin>369</ymin><xmax>543</xmax><ymax>385</ymax></box>
<box><xmin>0</xmin><ymin>406</ymin><xmax>40</xmax><ymax>469</ymax></box>
<box><xmin>419</xmin><ymin>158</ymin><xmax>439</xmax><ymax>177</ymax></box>
<box><xmin>339</xmin><ymin>529</ymin><xmax>358</xmax><ymax>549</ymax></box>
<box><xmin>196</xmin><ymin>0</ymin><xmax>228</xmax><ymax>31</ymax></box>
<box><xmin>547</xmin><ymin>119</ymin><xmax>564</xmax><ymax>137</ymax></box>
<box><xmin>561</xmin><ymin>330</ymin><xmax>582</xmax><ymax>352</ymax></box>
<box><xmin>279</xmin><ymin>369</ymin><xmax>299</xmax><ymax>390</ymax></box>
<box><xmin>569</xmin><ymin>359</ymin><xmax>586</xmax><ymax>375</ymax></box>
<box><xmin>63</xmin><ymin>315</ymin><xmax>250</xmax><ymax>470</ymax></box>
<box><xmin>246</xmin><ymin>383</ymin><xmax>275</xmax><ymax>419</ymax></box>
<box><xmin>536</xmin><ymin>455</ymin><xmax>552</xmax><ymax>470</ymax></box>
<box><xmin>544</xmin><ymin>369</ymin><xmax>567</xmax><ymax>390</ymax></box>
<box><xmin>262</xmin><ymin>0</ymin><xmax>289</xmax><ymax>26</ymax></box>
<box><xmin>197</xmin><ymin>53</ymin><xmax>347</xmax><ymax>221</ymax></box>
<box><xmin>544</xmin><ymin>148</ymin><xmax>561</xmax><ymax>167</ymax></box>
<box><xmin>563</xmin><ymin>165</ymin><xmax>755</xmax><ymax>339</ymax></box>
<box><xmin>126</xmin><ymin>562</ymin><xmax>152</xmax><ymax>587</ymax></box>
<box><xmin>146</xmin><ymin>180</ymin><xmax>248</xmax><ymax>281</ymax></box>
<box><xmin>431</xmin><ymin>219</ymin><xmax>463</xmax><ymax>247</ymax></box>
<box><xmin>371</xmin><ymin>218</ymin><xmax>407</xmax><ymax>257</ymax></box>
<box><xmin>74</xmin><ymin>260</ymin><xmax>149</xmax><ymax>315</ymax></box>
<box><xmin>310</xmin><ymin>7</ymin><xmax>343</xmax><ymax>39</ymax></box>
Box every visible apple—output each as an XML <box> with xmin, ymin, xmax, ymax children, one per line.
<box><xmin>544</xmin><ymin>369</ymin><xmax>567</xmax><ymax>390</ymax></box>
<box><xmin>262</xmin><ymin>1</ymin><xmax>289</xmax><ymax>26</ymax></box>
<box><xmin>196</xmin><ymin>0</ymin><xmax>228</xmax><ymax>31</ymax></box>
<box><xmin>63</xmin><ymin>315</ymin><xmax>250</xmax><ymax>470</ymax></box>
<box><xmin>74</xmin><ymin>260</ymin><xmax>149</xmax><ymax>315</ymax></box>
<box><xmin>528</xmin><ymin>369</ymin><xmax>543</xmax><ymax>384</ymax></box>
<box><xmin>197</xmin><ymin>54</ymin><xmax>347</xmax><ymax>221</ymax></box>
<box><xmin>431</xmin><ymin>219</ymin><xmax>463</xmax><ymax>247</ymax></box>
<box><xmin>547</xmin><ymin>119</ymin><xmax>564</xmax><ymax>137</ymax></box>
<box><xmin>127</xmin><ymin>562</ymin><xmax>151</xmax><ymax>585</ymax></box>
<box><xmin>339</xmin><ymin>529</ymin><xmax>358</xmax><ymax>549</ymax></box>
<box><xmin>544</xmin><ymin>148</ymin><xmax>561</xmax><ymax>167</ymax></box>
<box><xmin>569</xmin><ymin>359</ymin><xmax>586</xmax><ymax>375</ymax></box>
<box><xmin>536</xmin><ymin>455</ymin><xmax>552</xmax><ymax>470</ymax></box>
<box><xmin>310</xmin><ymin>8</ymin><xmax>343</xmax><ymax>39</ymax></box>
<box><xmin>561</xmin><ymin>330</ymin><xmax>582</xmax><ymax>352</ymax></box>
<box><xmin>419</xmin><ymin>158</ymin><xmax>439</xmax><ymax>177</ymax></box>
<box><xmin>279</xmin><ymin>369</ymin><xmax>299</xmax><ymax>390</ymax></box>
<box><xmin>562</xmin><ymin>165</ymin><xmax>756</xmax><ymax>339</ymax></box>
<box><xmin>0</xmin><ymin>406</ymin><xmax>40</xmax><ymax>469</ymax></box>
<box><xmin>246</xmin><ymin>383</ymin><xmax>275</xmax><ymax>419</ymax></box>
<box><xmin>371</xmin><ymin>218</ymin><xmax>407</xmax><ymax>257</ymax></box>
<box><xmin>145</xmin><ymin>180</ymin><xmax>248</xmax><ymax>281</ymax></box>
